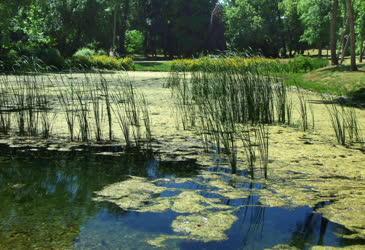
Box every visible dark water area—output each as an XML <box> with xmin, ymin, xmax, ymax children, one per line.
<box><xmin>0</xmin><ymin>153</ymin><xmax>362</xmax><ymax>249</ymax></box>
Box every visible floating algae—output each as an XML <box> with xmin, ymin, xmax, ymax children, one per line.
<box><xmin>311</xmin><ymin>246</ymin><xmax>365</xmax><ymax>250</ymax></box>
<box><xmin>93</xmin><ymin>174</ymin><xmax>246</xmax><ymax>247</ymax></box>
<box><xmin>318</xmin><ymin>196</ymin><xmax>365</xmax><ymax>240</ymax></box>
<box><xmin>266</xmin><ymin>245</ymin><xmax>299</xmax><ymax>250</ymax></box>
<box><xmin>171</xmin><ymin>191</ymin><xmax>215</xmax><ymax>213</ymax></box>
<box><xmin>93</xmin><ymin>177</ymin><xmax>167</xmax><ymax>211</ymax></box>
<box><xmin>172</xmin><ymin>212</ymin><xmax>238</xmax><ymax>242</ymax></box>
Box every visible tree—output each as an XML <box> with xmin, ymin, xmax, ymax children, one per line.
<box><xmin>330</xmin><ymin>0</ymin><xmax>339</xmax><ymax>65</ymax></box>
<box><xmin>225</xmin><ymin>0</ymin><xmax>284</xmax><ymax>57</ymax></box>
<box><xmin>298</xmin><ymin>0</ymin><xmax>331</xmax><ymax>57</ymax></box>
<box><xmin>280</xmin><ymin>0</ymin><xmax>305</xmax><ymax>56</ymax></box>
<box><xmin>355</xmin><ymin>0</ymin><xmax>365</xmax><ymax>62</ymax></box>
<box><xmin>346</xmin><ymin>0</ymin><xmax>357</xmax><ymax>71</ymax></box>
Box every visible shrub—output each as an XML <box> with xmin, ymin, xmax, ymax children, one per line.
<box><xmin>73</xmin><ymin>47</ymin><xmax>97</xmax><ymax>58</ymax></box>
<box><xmin>287</xmin><ymin>56</ymin><xmax>328</xmax><ymax>73</ymax></box>
<box><xmin>0</xmin><ymin>49</ymin><xmax>19</xmax><ymax>71</ymax></box>
<box><xmin>126</xmin><ymin>30</ymin><xmax>145</xmax><ymax>54</ymax></box>
<box><xmin>36</xmin><ymin>47</ymin><xmax>65</xmax><ymax>69</ymax></box>
<box><xmin>170</xmin><ymin>56</ymin><xmax>328</xmax><ymax>74</ymax></box>
<box><xmin>70</xmin><ymin>55</ymin><xmax>134</xmax><ymax>70</ymax></box>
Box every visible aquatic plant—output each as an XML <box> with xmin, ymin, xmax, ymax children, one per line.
<box><xmin>0</xmin><ymin>76</ymin><xmax>11</xmax><ymax>134</ymax></box>
<box><xmin>75</xmin><ymin>79</ymin><xmax>90</xmax><ymax>142</ymax></box>
<box><xmin>57</xmin><ymin>75</ymin><xmax>77</xmax><ymax>141</ymax></box>
<box><xmin>90</xmin><ymin>87</ymin><xmax>104</xmax><ymax>142</ymax></box>
<box><xmin>170</xmin><ymin>63</ymin><xmax>277</xmax><ymax>176</ymax></box>
<box><xmin>324</xmin><ymin>96</ymin><xmax>363</xmax><ymax>146</ymax></box>
<box><xmin>99</xmin><ymin>75</ymin><xmax>113</xmax><ymax>141</ymax></box>
<box><xmin>296</xmin><ymin>87</ymin><xmax>315</xmax><ymax>131</ymax></box>
<box><xmin>10</xmin><ymin>76</ymin><xmax>27</xmax><ymax>135</ymax></box>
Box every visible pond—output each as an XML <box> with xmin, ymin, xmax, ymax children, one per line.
<box><xmin>0</xmin><ymin>152</ymin><xmax>362</xmax><ymax>250</ymax></box>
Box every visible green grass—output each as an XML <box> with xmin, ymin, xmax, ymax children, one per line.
<box><xmin>134</xmin><ymin>61</ymin><xmax>172</xmax><ymax>72</ymax></box>
<box><xmin>284</xmin><ymin>63</ymin><xmax>365</xmax><ymax>98</ymax></box>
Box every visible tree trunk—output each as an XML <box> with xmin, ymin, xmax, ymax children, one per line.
<box><xmin>340</xmin><ymin>35</ymin><xmax>349</xmax><ymax>65</ymax></box>
<box><xmin>330</xmin><ymin>0</ymin><xmax>339</xmax><ymax>65</ymax></box>
<box><xmin>360</xmin><ymin>41</ymin><xmax>364</xmax><ymax>63</ymax></box>
<box><xmin>318</xmin><ymin>42</ymin><xmax>322</xmax><ymax>57</ymax></box>
<box><xmin>346</xmin><ymin>0</ymin><xmax>357</xmax><ymax>71</ymax></box>
<box><xmin>111</xmin><ymin>4</ymin><xmax>118</xmax><ymax>54</ymax></box>
<box><xmin>118</xmin><ymin>0</ymin><xmax>130</xmax><ymax>56</ymax></box>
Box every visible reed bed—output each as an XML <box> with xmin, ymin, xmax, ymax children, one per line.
<box><xmin>0</xmin><ymin>72</ymin><xmax>152</xmax><ymax>150</ymax></box>
<box><xmin>324</xmin><ymin>96</ymin><xmax>363</xmax><ymax>146</ymax></box>
<box><xmin>169</xmin><ymin>63</ymin><xmax>281</xmax><ymax>177</ymax></box>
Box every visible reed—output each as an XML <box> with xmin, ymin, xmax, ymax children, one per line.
<box><xmin>0</xmin><ymin>76</ymin><xmax>11</xmax><ymax>135</ymax></box>
<box><xmin>75</xmin><ymin>79</ymin><xmax>90</xmax><ymax>142</ymax></box>
<box><xmin>296</xmin><ymin>87</ymin><xmax>315</xmax><ymax>131</ymax></box>
<box><xmin>170</xmin><ymin>64</ymin><xmax>274</xmax><ymax>177</ymax></box>
<box><xmin>90</xmin><ymin>88</ymin><xmax>104</xmax><ymax>142</ymax></box>
<box><xmin>10</xmin><ymin>76</ymin><xmax>27</xmax><ymax>135</ymax></box>
<box><xmin>256</xmin><ymin>124</ymin><xmax>269</xmax><ymax>179</ymax></box>
<box><xmin>57</xmin><ymin>75</ymin><xmax>76</xmax><ymax>141</ymax></box>
<box><xmin>99</xmin><ymin>75</ymin><xmax>113</xmax><ymax>141</ymax></box>
<box><xmin>324</xmin><ymin>96</ymin><xmax>362</xmax><ymax>146</ymax></box>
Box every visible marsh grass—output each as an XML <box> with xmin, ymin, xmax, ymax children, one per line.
<box><xmin>100</xmin><ymin>75</ymin><xmax>113</xmax><ymax>141</ymax></box>
<box><xmin>57</xmin><ymin>75</ymin><xmax>76</xmax><ymax>141</ymax></box>
<box><xmin>75</xmin><ymin>80</ymin><xmax>90</xmax><ymax>142</ymax></box>
<box><xmin>90</xmin><ymin>88</ymin><xmax>104</xmax><ymax>142</ymax></box>
<box><xmin>170</xmin><ymin>64</ymin><xmax>275</xmax><ymax>177</ymax></box>
<box><xmin>296</xmin><ymin>87</ymin><xmax>315</xmax><ymax>131</ymax></box>
<box><xmin>324</xmin><ymin>96</ymin><xmax>363</xmax><ymax>146</ymax></box>
<box><xmin>0</xmin><ymin>76</ymin><xmax>11</xmax><ymax>134</ymax></box>
<box><xmin>0</xmin><ymin>72</ymin><xmax>153</xmax><ymax>150</ymax></box>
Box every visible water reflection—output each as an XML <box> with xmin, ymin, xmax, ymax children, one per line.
<box><xmin>0</xmin><ymin>154</ymin><xmax>363</xmax><ymax>249</ymax></box>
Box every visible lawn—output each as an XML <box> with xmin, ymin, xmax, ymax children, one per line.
<box><xmin>285</xmin><ymin>63</ymin><xmax>365</xmax><ymax>100</ymax></box>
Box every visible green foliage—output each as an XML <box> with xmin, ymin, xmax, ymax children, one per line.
<box><xmin>225</xmin><ymin>0</ymin><xmax>284</xmax><ymax>57</ymax></box>
<box><xmin>70</xmin><ymin>55</ymin><xmax>134</xmax><ymax>70</ymax></box>
<box><xmin>126</xmin><ymin>30</ymin><xmax>144</xmax><ymax>54</ymax></box>
<box><xmin>287</xmin><ymin>56</ymin><xmax>328</xmax><ymax>72</ymax></box>
<box><xmin>297</xmin><ymin>0</ymin><xmax>331</xmax><ymax>46</ymax></box>
<box><xmin>73</xmin><ymin>48</ymin><xmax>97</xmax><ymax>58</ymax></box>
<box><xmin>36</xmin><ymin>48</ymin><xmax>65</xmax><ymax>69</ymax></box>
<box><xmin>170</xmin><ymin>56</ymin><xmax>328</xmax><ymax>74</ymax></box>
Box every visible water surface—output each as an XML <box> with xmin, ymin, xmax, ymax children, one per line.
<box><xmin>0</xmin><ymin>153</ymin><xmax>361</xmax><ymax>249</ymax></box>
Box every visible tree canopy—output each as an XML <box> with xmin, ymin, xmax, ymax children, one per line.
<box><xmin>0</xmin><ymin>0</ymin><xmax>364</xmax><ymax>65</ymax></box>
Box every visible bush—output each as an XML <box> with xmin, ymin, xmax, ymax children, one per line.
<box><xmin>126</xmin><ymin>30</ymin><xmax>144</xmax><ymax>54</ymax></box>
<box><xmin>170</xmin><ymin>56</ymin><xmax>328</xmax><ymax>74</ymax></box>
<box><xmin>287</xmin><ymin>56</ymin><xmax>328</xmax><ymax>73</ymax></box>
<box><xmin>170</xmin><ymin>57</ymin><xmax>282</xmax><ymax>73</ymax></box>
<box><xmin>0</xmin><ymin>49</ymin><xmax>19</xmax><ymax>71</ymax></box>
<box><xmin>70</xmin><ymin>55</ymin><xmax>134</xmax><ymax>71</ymax></box>
<box><xmin>36</xmin><ymin>47</ymin><xmax>65</xmax><ymax>69</ymax></box>
<box><xmin>73</xmin><ymin>47</ymin><xmax>97</xmax><ymax>58</ymax></box>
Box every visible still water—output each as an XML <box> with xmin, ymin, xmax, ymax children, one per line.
<box><xmin>0</xmin><ymin>152</ymin><xmax>361</xmax><ymax>249</ymax></box>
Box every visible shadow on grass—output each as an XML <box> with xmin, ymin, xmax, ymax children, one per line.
<box><xmin>319</xmin><ymin>63</ymin><xmax>365</xmax><ymax>73</ymax></box>
<box><xmin>310</xmin><ymin>88</ymin><xmax>365</xmax><ymax>109</ymax></box>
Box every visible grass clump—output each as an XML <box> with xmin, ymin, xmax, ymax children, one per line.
<box><xmin>324</xmin><ymin>96</ymin><xmax>363</xmax><ymax>146</ymax></box>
